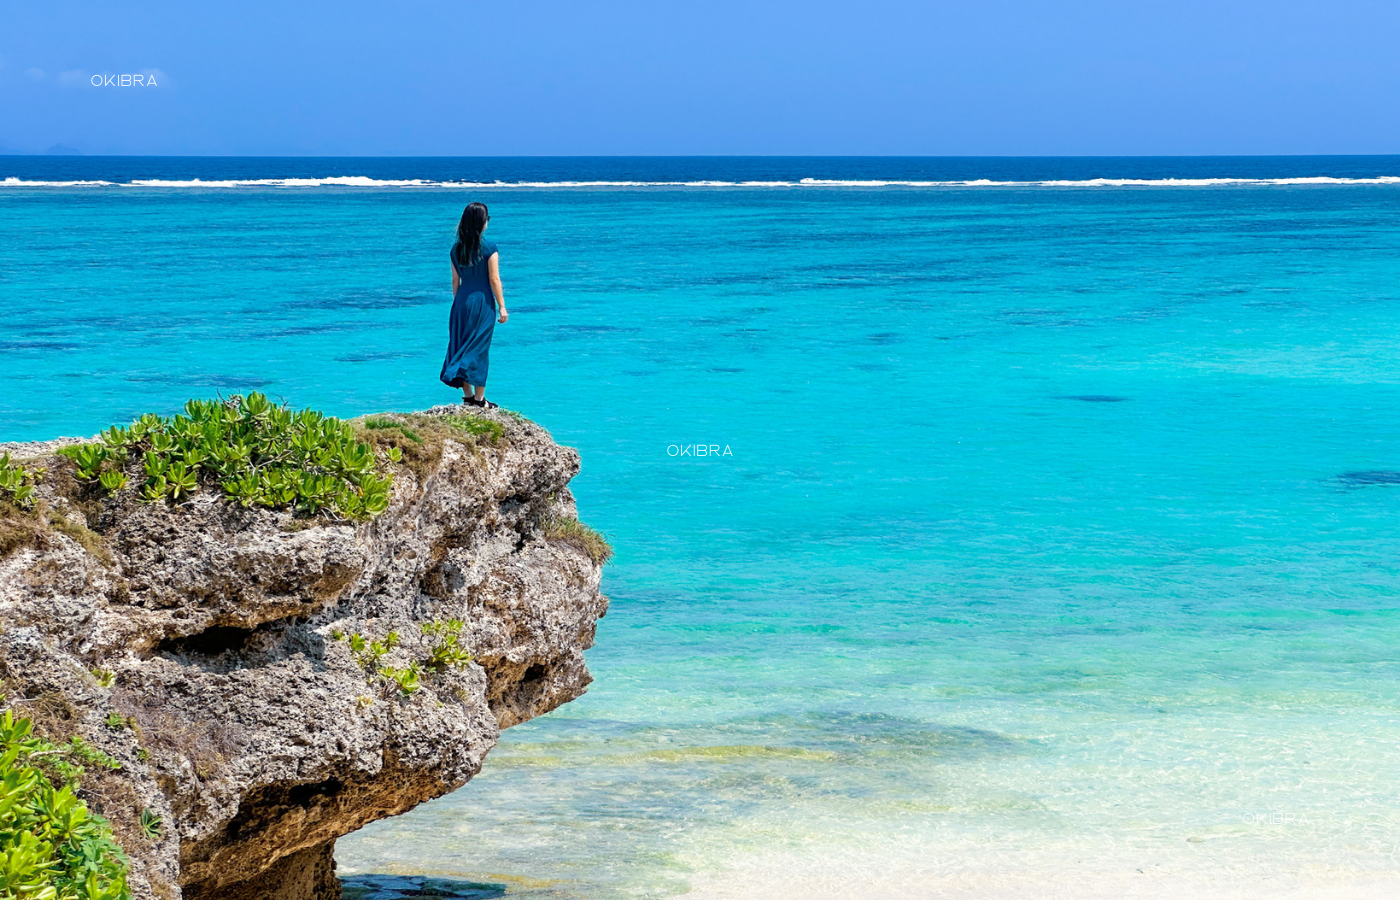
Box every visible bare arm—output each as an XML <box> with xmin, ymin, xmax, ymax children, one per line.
<box><xmin>489</xmin><ymin>253</ymin><xmax>507</xmax><ymax>323</ymax></box>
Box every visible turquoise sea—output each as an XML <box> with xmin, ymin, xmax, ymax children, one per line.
<box><xmin>4</xmin><ymin>157</ymin><xmax>1400</xmax><ymax>899</ymax></box>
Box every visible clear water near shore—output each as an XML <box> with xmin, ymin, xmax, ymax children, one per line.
<box><xmin>3</xmin><ymin>157</ymin><xmax>1400</xmax><ymax>898</ymax></box>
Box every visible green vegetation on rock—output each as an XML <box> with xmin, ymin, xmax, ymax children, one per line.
<box><xmin>332</xmin><ymin>620</ymin><xmax>476</xmax><ymax>699</ymax></box>
<box><xmin>351</xmin><ymin>411</ymin><xmax>505</xmax><ymax>484</ymax></box>
<box><xmin>57</xmin><ymin>393</ymin><xmax>394</xmax><ymax>521</ymax></box>
<box><xmin>421</xmin><ymin>619</ymin><xmax>473</xmax><ymax>672</ymax></box>
<box><xmin>0</xmin><ymin>454</ymin><xmax>49</xmax><ymax>558</ymax></box>
<box><xmin>544</xmin><ymin>515</ymin><xmax>613</xmax><ymax>564</ymax></box>
<box><xmin>2</xmin><ymin>402</ymin><xmax>519</xmax><ymax>563</ymax></box>
<box><xmin>438</xmin><ymin>416</ymin><xmax>504</xmax><ymax>444</ymax></box>
<box><xmin>0</xmin><ymin>454</ymin><xmax>39</xmax><ymax>509</ymax></box>
<box><xmin>0</xmin><ymin>710</ymin><xmax>131</xmax><ymax>900</ymax></box>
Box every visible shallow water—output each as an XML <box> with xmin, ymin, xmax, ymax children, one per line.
<box><xmin>3</xmin><ymin>158</ymin><xmax>1400</xmax><ymax>897</ymax></box>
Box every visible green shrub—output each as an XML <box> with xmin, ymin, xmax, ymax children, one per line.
<box><xmin>57</xmin><ymin>394</ymin><xmax>395</xmax><ymax>521</ymax></box>
<box><xmin>421</xmin><ymin>620</ymin><xmax>473</xmax><ymax>672</ymax></box>
<box><xmin>333</xmin><ymin>622</ymin><xmax>473</xmax><ymax>697</ymax></box>
<box><xmin>336</xmin><ymin>631</ymin><xmax>400</xmax><ymax>684</ymax></box>
<box><xmin>0</xmin><ymin>710</ymin><xmax>131</xmax><ymax>900</ymax></box>
<box><xmin>378</xmin><ymin>664</ymin><xmax>421</xmax><ymax>697</ymax></box>
<box><xmin>0</xmin><ymin>453</ymin><xmax>39</xmax><ymax>508</ymax></box>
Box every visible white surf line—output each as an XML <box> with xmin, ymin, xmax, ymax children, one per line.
<box><xmin>5</xmin><ymin>176</ymin><xmax>1400</xmax><ymax>188</ymax></box>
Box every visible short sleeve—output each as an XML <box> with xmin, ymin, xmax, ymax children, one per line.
<box><xmin>481</xmin><ymin>239</ymin><xmax>498</xmax><ymax>260</ymax></box>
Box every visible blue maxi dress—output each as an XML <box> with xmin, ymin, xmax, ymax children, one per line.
<box><xmin>439</xmin><ymin>238</ymin><xmax>499</xmax><ymax>388</ymax></box>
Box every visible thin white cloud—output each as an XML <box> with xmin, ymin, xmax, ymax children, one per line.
<box><xmin>24</xmin><ymin>67</ymin><xmax>46</xmax><ymax>81</ymax></box>
<box><xmin>57</xmin><ymin>69</ymin><xmax>87</xmax><ymax>87</ymax></box>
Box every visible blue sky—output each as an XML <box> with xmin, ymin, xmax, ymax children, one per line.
<box><xmin>2</xmin><ymin>0</ymin><xmax>1397</xmax><ymax>156</ymax></box>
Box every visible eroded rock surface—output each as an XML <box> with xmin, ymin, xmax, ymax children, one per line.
<box><xmin>0</xmin><ymin>407</ymin><xmax>609</xmax><ymax>900</ymax></box>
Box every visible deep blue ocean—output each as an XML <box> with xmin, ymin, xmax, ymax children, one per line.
<box><xmin>4</xmin><ymin>157</ymin><xmax>1400</xmax><ymax>899</ymax></box>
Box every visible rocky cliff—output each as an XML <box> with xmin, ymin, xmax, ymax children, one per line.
<box><xmin>0</xmin><ymin>406</ymin><xmax>609</xmax><ymax>899</ymax></box>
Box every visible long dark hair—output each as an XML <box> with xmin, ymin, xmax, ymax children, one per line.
<box><xmin>452</xmin><ymin>202</ymin><xmax>490</xmax><ymax>267</ymax></box>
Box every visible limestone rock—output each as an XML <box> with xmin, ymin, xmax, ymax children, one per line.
<box><xmin>0</xmin><ymin>407</ymin><xmax>609</xmax><ymax>899</ymax></box>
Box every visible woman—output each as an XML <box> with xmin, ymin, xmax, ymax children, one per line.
<box><xmin>440</xmin><ymin>202</ymin><xmax>508</xmax><ymax>408</ymax></box>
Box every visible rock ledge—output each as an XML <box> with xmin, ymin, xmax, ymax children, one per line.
<box><xmin>0</xmin><ymin>407</ymin><xmax>609</xmax><ymax>900</ymax></box>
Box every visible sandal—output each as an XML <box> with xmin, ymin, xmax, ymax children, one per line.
<box><xmin>478</xmin><ymin>399</ymin><xmax>499</xmax><ymax>410</ymax></box>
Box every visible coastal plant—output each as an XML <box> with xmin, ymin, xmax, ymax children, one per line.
<box><xmin>379</xmin><ymin>664</ymin><xmax>421</xmax><ymax>697</ymax></box>
<box><xmin>28</xmin><ymin>751</ymin><xmax>85</xmax><ymax>791</ymax></box>
<box><xmin>103</xmin><ymin>713</ymin><xmax>127</xmax><ymax>731</ymax></box>
<box><xmin>0</xmin><ymin>459</ymin><xmax>110</xmax><ymax>562</ymax></box>
<box><xmin>55</xmin><ymin>393</ymin><xmax>397</xmax><ymax>522</ymax></box>
<box><xmin>336</xmin><ymin>631</ymin><xmax>401</xmax><ymax>683</ymax></box>
<box><xmin>0</xmin><ymin>453</ymin><xmax>39</xmax><ymax>508</ymax></box>
<box><xmin>91</xmin><ymin>669</ymin><xmax>116</xmax><ymax>688</ymax></box>
<box><xmin>0</xmin><ymin>710</ymin><xmax>132</xmax><ymax>899</ymax></box>
<box><xmin>99</xmin><ymin>425</ymin><xmax>134</xmax><ymax>451</ymax></box>
<box><xmin>165</xmin><ymin>462</ymin><xmax>198</xmax><ymax>501</ymax></box>
<box><xmin>66</xmin><ymin>737</ymin><xmax>122</xmax><ymax>773</ymax></box>
<box><xmin>138</xmin><ymin>809</ymin><xmax>162</xmax><ymax>841</ymax></box>
<box><xmin>61</xmin><ymin>444</ymin><xmax>109</xmax><ymax>482</ymax></box>
<box><xmin>421</xmin><ymin>619</ymin><xmax>473</xmax><ymax>672</ymax></box>
<box><xmin>333</xmin><ymin>623</ymin><xmax>473</xmax><ymax>697</ymax></box>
